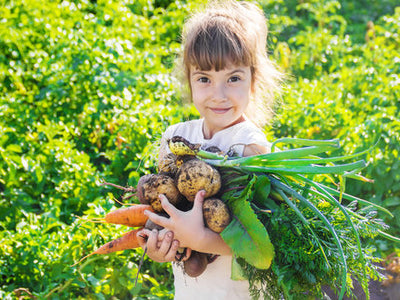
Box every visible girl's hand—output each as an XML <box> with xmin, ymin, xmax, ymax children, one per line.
<box><xmin>145</xmin><ymin>190</ymin><xmax>206</xmax><ymax>249</ymax></box>
<box><xmin>136</xmin><ymin>228</ymin><xmax>181</xmax><ymax>263</ymax></box>
<box><xmin>145</xmin><ymin>190</ymin><xmax>231</xmax><ymax>255</ymax></box>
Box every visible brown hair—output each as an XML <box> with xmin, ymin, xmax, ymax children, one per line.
<box><xmin>175</xmin><ymin>0</ymin><xmax>282</xmax><ymax>127</ymax></box>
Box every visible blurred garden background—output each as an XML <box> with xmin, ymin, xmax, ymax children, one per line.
<box><xmin>0</xmin><ymin>0</ymin><xmax>399</xmax><ymax>298</ymax></box>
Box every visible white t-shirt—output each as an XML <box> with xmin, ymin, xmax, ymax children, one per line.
<box><xmin>161</xmin><ymin>119</ymin><xmax>271</xmax><ymax>157</ymax></box>
<box><xmin>161</xmin><ymin>119</ymin><xmax>270</xmax><ymax>300</ymax></box>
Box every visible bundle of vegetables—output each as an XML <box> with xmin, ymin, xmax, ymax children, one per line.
<box><xmin>74</xmin><ymin>145</ymin><xmax>230</xmax><ymax>279</ymax></box>
<box><xmin>167</xmin><ymin>136</ymin><xmax>399</xmax><ymax>300</ymax></box>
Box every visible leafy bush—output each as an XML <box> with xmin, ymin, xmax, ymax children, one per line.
<box><xmin>0</xmin><ymin>0</ymin><xmax>194</xmax><ymax>298</ymax></box>
<box><xmin>268</xmin><ymin>1</ymin><xmax>400</xmax><ymax>245</ymax></box>
<box><xmin>0</xmin><ymin>0</ymin><xmax>398</xmax><ymax>298</ymax></box>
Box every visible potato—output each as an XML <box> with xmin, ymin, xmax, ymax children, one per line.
<box><xmin>183</xmin><ymin>251</ymin><xmax>208</xmax><ymax>277</ymax></box>
<box><xmin>203</xmin><ymin>198</ymin><xmax>232</xmax><ymax>233</ymax></box>
<box><xmin>136</xmin><ymin>174</ymin><xmax>152</xmax><ymax>203</ymax></box>
<box><xmin>175</xmin><ymin>154</ymin><xmax>195</xmax><ymax>169</ymax></box>
<box><xmin>137</xmin><ymin>174</ymin><xmax>181</xmax><ymax>212</ymax></box>
<box><xmin>176</xmin><ymin>159</ymin><xmax>221</xmax><ymax>201</ymax></box>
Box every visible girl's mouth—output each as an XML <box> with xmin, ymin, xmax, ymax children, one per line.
<box><xmin>210</xmin><ymin>107</ymin><xmax>231</xmax><ymax>114</ymax></box>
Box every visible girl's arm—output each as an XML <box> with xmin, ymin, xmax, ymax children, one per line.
<box><xmin>144</xmin><ymin>191</ymin><xmax>232</xmax><ymax>256</ymax></box>
<box><xmin>243</xmin><ymin>143</ymin><xmax>270</xmax><ymax>156</ymax></box>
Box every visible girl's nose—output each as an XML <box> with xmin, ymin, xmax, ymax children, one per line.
<box><xmin>212</xmin><ymin>83</ymin><xmax>228</xmax><ymax>102</ymax></box>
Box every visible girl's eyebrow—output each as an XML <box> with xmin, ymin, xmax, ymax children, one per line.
<box><xmin>228</xmin><ymin>69</ymin><xmax>246</xmax><ymax>75</ymax></box>
<box><xmin>191</xmin><ymin>69</ymin><xmax>246</xmax><ymax>76</ymax></box>
<box><xmin>191</xmin><ymin>70</ymin><xmax>209</xmax><ymax>76</ymax></box>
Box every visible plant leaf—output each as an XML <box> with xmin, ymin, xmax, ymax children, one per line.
<box><xmin>221</xmin><ymin>177</ymin><xmax>274</xmax><ymax>270</ymax></box>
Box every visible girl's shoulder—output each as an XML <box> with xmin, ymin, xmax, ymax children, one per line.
<box><xmin>207</xmin><ymin>120</ymin><xmax>271</xmax><ymax>156</ymax></box>
<box><xmin>231</xmin><ymin>120</ymin><xmax>271</xmax><ymax>147</ymax></box>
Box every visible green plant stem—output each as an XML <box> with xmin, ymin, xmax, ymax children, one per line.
<box><xmin>226</xmin><ymin>160</ymin><xmax>366</xmax><ymax>175</ymax></box>
<box><xmin>206</xmin><ymin>145</ymin><xmax>341</xmax><ymax>167</ymax></box>
<box><xmin>377</xmin><ymin>230</ymin><xmax>400</xmax><ymax>243</ymax></box>
<box><xmin>271</xmin><ymin>138</ymin><xmax>340</xmax><ymax>152</ymax></box>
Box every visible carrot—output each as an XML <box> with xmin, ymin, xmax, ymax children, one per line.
<box><xmin>72</xmin><ymin>227</ymin><xmax>144</xmax><ymax>267</ymax></box>
<box><xmin>104</xmin><ymin>204</ymin><xmax>154</xmax><ymax>227</ymax></box>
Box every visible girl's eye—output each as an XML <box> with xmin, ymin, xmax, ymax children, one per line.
<box><xmin>228</xmin><ymin>76</ymin><xmax>241</xmax><ymax>83</ymax></box>
<box><xmin>198</xmin><ymin>77</ymin><xmax>210</xmax><ymax>83</ymax></box>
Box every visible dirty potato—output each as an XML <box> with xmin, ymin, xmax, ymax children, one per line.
<box><xmin>137</xmin><ymin>173</ymin><xmax>181</xmax><ymax>212</ymax></box>
<box><xmin>203</xmin><ymin>198</ymin><xmax>232</xmax><ymax>233</ymax></box>
<box><xmin>176</xmin><ymin>159</ymin><xmax>221</xmax><ymax>201</ymax></box>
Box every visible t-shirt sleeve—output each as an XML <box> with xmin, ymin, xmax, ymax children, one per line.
<box><xmin>229</xmin><ymin>124</ymin><xmax>271</xmax><ymax>156</ymax></box>
<box><xmin>162</xmin><ymin>124</ymin><xmax>175</xmax><ymax>141</ymax></box>
<box><xmin>246</xmin><ymin>129</ymin><xmax>272</xmax><ymax>150</ymax></box>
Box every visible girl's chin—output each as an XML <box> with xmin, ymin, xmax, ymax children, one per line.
<box><xmin>205</xmin><ymin>117</ymin><xmax>245</xmax><ymax>130</ymax></box>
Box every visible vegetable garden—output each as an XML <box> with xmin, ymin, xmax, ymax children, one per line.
<box><xmin>0</xmin><ymin>0</ymin><xmax>399</xmax><ymax>299</ymax></box>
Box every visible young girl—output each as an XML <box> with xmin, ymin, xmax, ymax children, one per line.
<box><xmin>137</xmin><ymin>0</ymin><xmax>282</xmax><ymax>298</ymax></box>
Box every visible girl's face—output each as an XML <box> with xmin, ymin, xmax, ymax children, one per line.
<box><xmin>189</xmin><ymin>63</ymin><xmax>253</xmax><ymax>139</ymax></box>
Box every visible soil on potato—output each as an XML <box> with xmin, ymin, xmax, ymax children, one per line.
<box><xmin>176</xmin><ymin>159</ymin><xmax>221</xmax><ymax>201</ymax></box>
<box><xmin>137</xmin><ymin>174</ymin><xmax>181</xmax><ymax>212</ymax></box>
<box><xmin>203</xmin><ymin>198</ymin><xmax>231</xmax><ymax>233</ymax></box>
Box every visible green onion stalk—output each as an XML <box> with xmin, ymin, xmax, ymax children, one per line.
<box><xmin>192</xmin><ymin>138</ymin><xmax>399</xmax><ymax>300</ymax></box>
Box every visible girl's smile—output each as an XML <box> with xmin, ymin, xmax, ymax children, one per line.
<box><xmin>189</xmin><ymin>63</ymin><xmax>253</xmax><ymax>139</ymax></box>
<box><xmin>210</xmin><ymin>107</ymin><xmax>231</xmax><ymax>114</ymax></box>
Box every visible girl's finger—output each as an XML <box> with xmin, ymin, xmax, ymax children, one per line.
<box><xmin>165</xmin><ymin>240</ymin><xmax>180</xmax><ymax>262</ymax></box>
<box><xmin>192</xmin><ymin>190</ymin><xmax>206</xmax><ymax>212</ymax></box>
<box><xmin>156</xmin><ymin>228</ymin><xmax>169</xmax><ymax>241</ymax></box>
<box><xmin>136</xmin><ymin>229</ymin><xmax>149</xmax><ymax>248</ymax></box>
<box><xmin>145</xmin><ymin>209</ymin><xmax>170</xmax><ymax>228</ymax></box>
<box><xmin>159</xmin><ymin>194</ymin><xmax>179</xmax><ymax>218</ymax></box>
<box><xmin>146</xmin><ymin>229</ymin><xmax>159</xmax><ymax>251</ymax></box>
<box><xmin>139</xmin><ymin>228</ymin><xmax>152</xmax><ymax>237</ymax></box>
<box><xmin>158</xmin><ymin>231</ymin><xmax>174</xmax><ymax>255</ymax></box>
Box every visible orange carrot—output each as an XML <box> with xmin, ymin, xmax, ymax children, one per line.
<box><xmin>104</xmin><ymin>204</ymin><xmax>154</xmax><ymax>227</ymax></box>
<box><xmin>72</xmin><ymin>227</ymin><xmax>144</xmax><ymax>267</ymax></box>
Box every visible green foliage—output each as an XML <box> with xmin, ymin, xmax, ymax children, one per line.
<box><xmin>0</xmin><ymin>0</ymin><xmax>398</xmax><ymax>298</ymax></box>
<box><xmin>221</xmin><ymin>175</ymin><xmax>274</xmax><ymax>270</ymax></box>
<box><xmin>265</xmin><ymin>200</ymin><xmax>384</xmax><ymax>299</ymax></box>
<box><xmin>0</xmin><ymin>0</ymin><xmax>194</xmax><ymax>298</ymax></box>
<box><xmin>268</xmin><ymin>2</ymin><xmax>400</xmax><ymax>245</ymax></box>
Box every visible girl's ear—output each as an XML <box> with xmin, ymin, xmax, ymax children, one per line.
<box><xmin>250</xmin><ymin>66</ymin><xmax>256</xmax><ymax>95</ymax></box>
<box><xmin>187</xmin><ymin>66</ymin><xmax>194</xmax><ymax>102</ymax></box>
<box><xmin>188</xmin><ymin>83</ymin><xmax>194</xmax><ymax>102</ymax></box>
<box><xmin>251</xmin><ymin>81</ymin><xmax>256</xmax><ymax>95</ymax></box>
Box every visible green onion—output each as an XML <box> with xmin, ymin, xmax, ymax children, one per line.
<box><xmin>270</xmin><ymin>137</ymin><xmax>340</xmax><ymax>152</ymax></box>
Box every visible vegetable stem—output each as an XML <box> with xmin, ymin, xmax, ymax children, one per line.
<box><xmin>270</xmin><ymin>137</ymin><xmax>340</xmax><ymax>153</ymax></box>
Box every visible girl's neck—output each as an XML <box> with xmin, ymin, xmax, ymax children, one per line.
<box><xmin>202</xmin><ymin>115</ymin><xmax>246</xmax><ymax>139</ymax></box>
